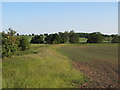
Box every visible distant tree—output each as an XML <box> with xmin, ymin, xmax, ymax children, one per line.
<box><xmin>32</xmin><ymin>33</ymin><xmax>34</xmax><ymax>36</ymax></box>
<box><xmin>63</xmin><ymin>31</ymin><xmax>69</xmax><ymax>43</ymax></box>
<box><xmin>44</xmin><ymin>34</ymin><xmax>51</xmax><ymax>44</ymax></box>
<box><xmin>30</xmin><ymin>35</ymin><xmax>44</xmax><ymax>44</ymax></box>
<box><xmin>40</xmin><ymin>34</ymin><xmax>43</xmax><ymax>36</ymax></box>
<box><xmin>58</xmin><ymin>32</ymin><xmax>64</xmax><ymax>43</ymax></box>
<box><xmin>111</xmin><ymin>35</ymin><xmax>118</xmax><ymax>43</ymax></box>
<box><xmin>76</xmin><ymin>33</ymin><xmax>89</xmax><ymax>38</ymax></box>
<box><xmin>50</xmin><ymin>33</ymin><xmax>62</xmax><ymax>44</ymax></box>
<box><xmin>87</xmin><ymin>32</ymin><xmax>104</xmax><ymax>43</ymax></box>
<box><xmin>69</xmin><ymin>30</ymin><xmax>79</xmax><ymax>43</ymax></box>
<box><xmin>119</xmin><ymin>36</ymin><xmax>120</xmax><ymax>43</ymax></box>
<box><xmin>19</xmin><ymin>37</ymin><xmax>30</xmax><ymax>51</ymax></box>
<box><xmin>104</xmin><ymin>37</ymin><xmax>112</xmax><ymax>42</ymax></box>
<box><xmin>44</xmin><ymin>33</ymin><xmax>48</xmax><ymax>36</ymax></box>
<box><xmin>17</xmin><ymin>33</ymin><xmax>19</xmax><ymax>36</ymax></box>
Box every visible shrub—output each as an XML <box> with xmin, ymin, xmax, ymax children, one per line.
<box><xmin>2</xmin><ymin>29</ymin><xmax>19</xmax><ymax>57</ymax></box>
<box><xmin>19</xmin><ymin>37</ymin><xmax>30</xmax><ymax>51</ymax></box>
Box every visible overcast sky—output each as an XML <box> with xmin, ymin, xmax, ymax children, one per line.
<box><xmin>2</xmin><ymin>2</ymin><xmax>118</xmax><ymax>35</ymax></box>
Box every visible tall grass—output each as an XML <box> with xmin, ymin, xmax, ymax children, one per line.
<box><xmin>2</xmin><ymin>44</ymin><xmax>86</xmax><ymax>88</ymax></box>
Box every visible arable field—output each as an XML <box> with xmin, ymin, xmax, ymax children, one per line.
<box><xmin>2</xmin><ymin>44</ymin><xmax>118</xmax><ymax>88</ymax></box>
<box><xmin>57</xmin><ymin>44</ymin><xmax>118</xmax><ymax>88</ymax></box>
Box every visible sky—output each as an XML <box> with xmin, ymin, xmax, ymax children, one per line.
<box><xmin>2</xmin><ymin>2</ymin><xmax>118</xmax><ymax>35</ymax></box>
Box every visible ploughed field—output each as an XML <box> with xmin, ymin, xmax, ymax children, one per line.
<box><xmin>57</xmin><ymin>44</ymin><xmax>118</xmax><ymax>88</ymax></box>
<box><xmin>2</xmin><ymin>44</ymin><xmax>118</xmax><ymax>88</ymax></box>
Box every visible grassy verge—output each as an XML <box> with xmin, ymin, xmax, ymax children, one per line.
<box><xmin>2</xmin><ymin>44</ymin><xmax>87</xmax><ymax>88</ymax></box>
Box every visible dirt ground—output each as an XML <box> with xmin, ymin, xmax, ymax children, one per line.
<box><xmin>73</xmin><ymin>59</ymin><xmax>118</xmax><ymax>88</ymax></box>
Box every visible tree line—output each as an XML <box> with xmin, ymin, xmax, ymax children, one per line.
<box><xmin>1</xmin><ymin>28</ymin><xmax>119</xmax><ymax>57</ymax></box>
<box><xmin>30</xmin><ymin>30</ymin><xmax>79</xmax><ymax>44</ymax></box>
<box><xmin>30</xmin><ymin>31</ymin><xmax>119</xmax><ymax>44</ymax></box>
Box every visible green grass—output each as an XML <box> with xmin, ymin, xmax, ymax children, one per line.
<box><xmin>4</xmin><ymin>43</ymin><xmax>117</xmax><ymax>88</ymax></box>
<box><xmin>57</xmin><ymin>44</ymin><xmax>118</xmax><ymax>62</ymax></box>
<box><xmin>2</xmin><ymin>44</ymin><xmax>87</xmax><ymax>88</ymax></box>
<box><xmin>79</xmin><ymin>38</ymin><xmax>87</xmax><ymax>43</ymax></box>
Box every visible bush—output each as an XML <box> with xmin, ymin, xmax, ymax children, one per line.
<box><xmin>2</xmin><ymin>29</ymin><xmax>19</xmax><ymax>57</ymax></box>
<box><xmin>2</xmin><ymin>28</ymin><xmax>31</xmax><ymax>57</ymax></box>
<box><xmin>87</xmin><ymin>32</ymin><xmax>104</xmax><ymax>43</ymax></box>
<box><xmin>19</xmin><ymin>37</ymin><xmax>30</xmax><ymax>51</ymax></box>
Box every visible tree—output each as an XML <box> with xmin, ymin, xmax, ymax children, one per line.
<box><xmin>17</xmin><ymin>33</ymin><xmax>19</xmax><ymax>36</ymax></box>
<box><xmin>69</xmin><ymin>30</ymin><xmax>79</xmax><ymax>43</ymax></box>
<box><xmin>119</xmin><ymin>36</ymin><xmax>120</xmax><ymax>43</ymax></box>
<box><xmin>63</xmin><ymin>31</ymin><xmax>69</xmax><ymax>43</ymax></box>
<box><xmin>87</xmin><ymin>32</ymin><xmax>104</xmax><ymax>43</ymax></box>
<box><xmin>19</xmin><ymin>37</ymin><xmax>30</xmax><ymax>51</ymax></box>
<box><xmin>58</xmin><ymin>32</ymin><xmax>64</xmax><ymax>43</ymax></box>
<box><xmin>32</xmin><ymin>33</ymin><xmax>34</xmax><ymax>36</ymax></box>
<box><xmin>44</xmin><ymin>34</ymin><xmax>51</xmax><ymax>44</ymax></box>
<box><xmin>111</xmin><ymin>35</ymin><xmax>118</xmax><ymax>43</ymax></box>
<box><xmin>50</xmin><ymin>33</ymin><xmax>62</xmax><ymax>44</ymax></box>
<box><xmin>30</xmin><ymin>35</ymin><xmax>44</xmax><ymax>44</ymax></box>
<box><xmin>7</xmin><ymin>28</ymin><xmax>16</xmax><ymax>36</ymax></box>
<box><xmin>2</xmin><ymin>29</ymin><xmax>19</xmax><ymax>57</ymax></box>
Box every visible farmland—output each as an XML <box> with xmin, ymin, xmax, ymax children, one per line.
<box><xmin>2</xmin><ymin>44</ymin><xmax>87</xmax><ymax>88</ymax></box>
<box><xmin>57</xmin><ymin>44</ymin><xmax>118</xmax><ymax>88</ymax></box>
<box><xmin>2</xmin><ymin>43</ymin><xmax>118</xmax><ymax>88</ymax></box>
<box><xmin>2</xmin><ymin>2</ymin><xmax>119</xmax><ymax>89</ymax></box>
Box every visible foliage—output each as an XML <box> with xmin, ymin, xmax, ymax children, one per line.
<box><xmin>2</xmin><ymin>28</ymin><xmax>30</xmax><ymax>57</ymax></box>
<box><xmin>104</xmin><ymin>37</ymin><xmax>112</xmax><ymax>42</ymax></box>
<box><xmin>30</xmin><ymin>31</ymin><xmax>118</xmax><ymax>44</ymax></box>
<box><xmin>19</xmin><ymin>36</ymin><xmax>30</xmax><ymax>51</ymax></box>
<box><xmin>50</xmin><ymin>33</ymin><xmax>62</xmax><ymax>44</ymax></box>
<box><xmin>76</xmin><ymin>33</ymin><xmax>89</xmax><ymax>38</ymax></box>
<box><xmin>87</xmin><ymin>32</ymin><xmax>104</xmax><ymax>43</ymax></box>
<box><xmin>69</xmin><ymin>30</ymin><xmax>79</xmax><ymax>43</ymax></box>
<box><xmin>63</xmin><ymin>31</ymin><xmax>69</xmax><ymax>43</ymax></box>
<box><xmin>2</xmin><ymin>28</ymin><xmax>19</xmax><ymax>57</ymax></box>
<box><xmin>119</xmin><ymin>36</ymin><xmax>120</xmax><ymax>43</ymax></box>
<box><xmin>40</xmin><ymin>30</ymin><xmax>79</xmax><ymax>44</ymax></box>
<box><xmin>111</xmin><ymin>35</ymin><xmax>118</xmax><ymax>43</ymax></box>
<box><xmin>30</xmin><ymin>35</ymin><xmax>44</xmax><ymax>44</ymax></box>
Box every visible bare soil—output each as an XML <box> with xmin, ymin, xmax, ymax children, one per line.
<box><xmin>73</xmin><ymin>59</ymin><xmax>118</xmax><ymax>88</ymax></box>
